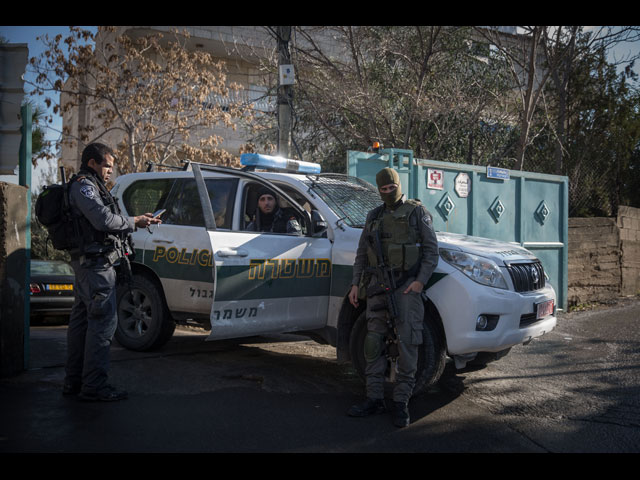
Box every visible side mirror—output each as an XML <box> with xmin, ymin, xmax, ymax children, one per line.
<box><xmin>311</xmin><ymin>210</ymin><xmax>328</xmax><ymax>235</ymax></box>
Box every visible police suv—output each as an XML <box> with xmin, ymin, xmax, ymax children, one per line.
<box><xmin>111</xmin><ymin>153</ymin><xmax>557</xmax><ymax>392</ymax></box>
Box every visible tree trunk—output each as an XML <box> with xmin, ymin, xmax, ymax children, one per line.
<box><xmin>128</xmin><ymin>131</ymin><xmax>136</xmax><ymax>173</ymax></box>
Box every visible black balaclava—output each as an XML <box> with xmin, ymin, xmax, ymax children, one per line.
<box><xmin>375</xmin><ymin>167</ymin><xmax>402</xmax><ymax>207</ymax></box>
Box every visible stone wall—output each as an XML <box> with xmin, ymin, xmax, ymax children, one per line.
<box><xmin>568</xmin><ymin>205</ymin><xmax>640</xmax><ymax>306</ymax></box>
<box><xmin>618</xmin><ymin>206</ymin><xmax>640</xmax><ymax>296</ymax></box>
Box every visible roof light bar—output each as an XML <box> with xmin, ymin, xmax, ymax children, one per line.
<box><xmin>240</xmin><ymin>153</ymin><xmax>321</xmax><ymax>174</ymax></box>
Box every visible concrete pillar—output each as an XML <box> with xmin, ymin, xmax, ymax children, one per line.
<box><xmin>0</xmin><ymin>181</ymin><xmax>28</xmax><ymax>376</ymax></box>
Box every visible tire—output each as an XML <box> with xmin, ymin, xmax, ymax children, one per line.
<box><xmin>348</xmin><ymin>303</ymin><xmax>447</xmax><ymax>395</ymax></box>
<box><xmin>115</xmin><ymin>273</ymin><xmax>175</xmax><ymax>351</ymax></box>
<box><xmin>348</xmin><ymin>311</ymin><xmax>370</xmax><ymax>379</ymax></box>
<box><xmin>413</xmin><ymin>305</ymin><xmax>447</xmax><ymax>394</ymax></box>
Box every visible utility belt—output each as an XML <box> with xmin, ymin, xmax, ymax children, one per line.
<box><xmin>70</xmin><ymin>240</ymin><xmax>125</xmax><ymax>268</ymax></box>
<box><xmin>71</xmin><ymin>249</ymin><xmax>121</xmax><ymax>268</ymax></box>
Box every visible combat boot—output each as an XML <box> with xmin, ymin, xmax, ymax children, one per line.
<box><xmin>62</xmin><ymin>382</ymin><xmax>81</xmax><ymax>396</ymax></box>
<box><xmin>392</xmin><ymin>401</ymin><xmax>410</xmax><ymax>427</ymax></box>
<box><xmin>78</xmin><ymin>385</ymin><xmax>128</xmax><ymax>402</ymax></box>
<box><xmin>347</xmin><ymin>397</ymin><xmax>386</xmax><ymax>417</ymax></box>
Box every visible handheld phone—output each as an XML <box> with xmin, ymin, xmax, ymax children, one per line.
<box><xmin>152</xmin><ymin>208</ymin><xmax>166</xmax><ymax>218</ymax></box>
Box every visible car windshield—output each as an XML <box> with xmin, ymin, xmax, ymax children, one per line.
<box><xmin>31</xmin><ymin>261</ymin><xmax>74</xmax><ymax>276</ymax></box>
<box><xmin>303</xmin><ymin>174</ymin><xmax>381</xmax><ymax>228</ymax></box>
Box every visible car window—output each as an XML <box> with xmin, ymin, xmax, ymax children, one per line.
<box><xmin>304</xmin><ymin>174</ymin><xmax>380</xmax><ymax>228</ymax></box>
<box><xmin>122</xmin><ymin>178</ymin><xmax>175</xmax><ymax>216</ymax></box>
<box><xmin>163</xmin><ymin>178</ymin><xmax>237</xmax><ymax>229</ymax></box>
<box><xmin>31</xmin><ymin>261</ymin><xmax>74</xmax><ymax>276</ymax></box>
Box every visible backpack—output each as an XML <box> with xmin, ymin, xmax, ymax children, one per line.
<box><xmin>35</xmin><ymin>180</ymin><xmax>79</xmax><ymax>251</ymax></box>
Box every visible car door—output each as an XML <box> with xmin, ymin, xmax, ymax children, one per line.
<box><xmin>192</xmin><ymin>166</ymin><xmax>333</xmax><ymax>341</ymax></box>
<box><xmin>143</xmin><ymin>172</ymin><xmax>237</xmax><ymax>316</ymax></box>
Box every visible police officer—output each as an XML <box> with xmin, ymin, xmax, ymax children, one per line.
<box><xmin>347</xmin><ymin>167</ymin><xmax>439</xmax><ymax>427</ymax></box>
<box><xmin>63</xmin><ymin>143</ymin><xmax>161</xmax><ymax>401</ymax></box>
<box><xmin>247</xmin><ymin>186</ymin><xmax>302</xmax><ymax>235</ymax></box>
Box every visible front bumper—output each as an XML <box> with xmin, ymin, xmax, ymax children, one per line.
<box><xmin>428</xmin><ymin>268</ymin><xmax>557</xmax><ymax>356</ymax></box>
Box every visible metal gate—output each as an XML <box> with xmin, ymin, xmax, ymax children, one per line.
<box><xmin>347</xmin><ymin>149</ymin><xmax>569</xmax><ymax>310</ymax></box>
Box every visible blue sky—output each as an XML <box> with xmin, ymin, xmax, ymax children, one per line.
<box><xmin>0</xmin><ymin>26</ymin><xmax>96</xmax><ymax>188</ymax></box>
<box><xmin>0</xmin><ymin>26</ymin><xmax>96</xmax><ymax>133</ymax></box>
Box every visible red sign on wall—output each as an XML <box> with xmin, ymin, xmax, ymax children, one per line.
<box><xmin>427</xmin><ymin>169</ymin><xmax>443</xmax><ymax>190</ymax></box>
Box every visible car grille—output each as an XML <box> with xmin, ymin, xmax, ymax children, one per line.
<box><xmin>506</xmin><ymin>261</ymin><xmax>545</xmax><ymax>292</ymax></box>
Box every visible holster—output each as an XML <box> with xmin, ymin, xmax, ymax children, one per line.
<box><xmin>116</xmin><ymin>255</ymin><xmax>133</xmax><ymax>285</ymax></box>
<box><xmin>105</xmin><ymin>249</ymin><xmax>121</xmax><ymax>266</ymax></box>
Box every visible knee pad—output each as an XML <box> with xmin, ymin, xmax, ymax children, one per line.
<box><xmin>364</xmin><ymin>332</ymin><xmax>385</xmax><ymax>363</ymax></box>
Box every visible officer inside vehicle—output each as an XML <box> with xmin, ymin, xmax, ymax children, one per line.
<box><xmin>63</xmin><ymin>143</ymin><xmax>161</xmax><ymax>402</ymax></box>
<box><xmin>247</xmin><ymin>186</ymin><xmax>302</xmax><ymax>235</ymax></box>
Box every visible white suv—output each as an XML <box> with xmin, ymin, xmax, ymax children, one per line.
<box><xmin>111</xmin><ymin>153</ymin><xmax>557</xmax><ymax>392</ymax></box>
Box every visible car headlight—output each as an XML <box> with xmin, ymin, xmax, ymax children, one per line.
<box><xmin>439</xmin><ymin>248</ymin><xmax>508</xmax><ymax>289</ymax></box>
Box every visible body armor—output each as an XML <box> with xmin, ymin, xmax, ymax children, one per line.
<box><xmin>366</xmin><ymin>199</ymin><xmax>423</xmax><ymax>275</ymax></box>
<box><xmin>70</xmin><ymin>169</ymin><xmax>134</xmax><ymax>263</ymax></box>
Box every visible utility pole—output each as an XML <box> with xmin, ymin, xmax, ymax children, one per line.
<box><xmin>276</xmin><ymin>26</ymin><xmax>294</xmax><ymax>158</ymax></box>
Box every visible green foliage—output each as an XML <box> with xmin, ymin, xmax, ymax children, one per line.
<box><xmin>561</xmin><ymin>47</ymin><xmax>640</xmax><ymax>215</ymax></box>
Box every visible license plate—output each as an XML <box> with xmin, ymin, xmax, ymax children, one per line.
<box><xmin>46</xmin><ymin>284</ymin><xmax>73</xmax><ymax>291</ymax></box>
<box><xmin>536</xmin><ymin>299</ymin><xmax>554</xmax><ymax>319</ymax></box>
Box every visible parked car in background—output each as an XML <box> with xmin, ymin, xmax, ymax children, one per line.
<box><xmin>30</xmin><ymin>260</ymin><xmax>75</xmax><ymax>324</ymax></box>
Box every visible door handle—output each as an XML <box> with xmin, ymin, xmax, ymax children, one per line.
<box><xmin>216</xmin><ymin>248</ymin><xmax>248</xmax><ymax>257</ymax></box>
<box><xmin>151</xmin><ymin>238</ymin><xmax>174</xmax><ymax>244</ymax></box>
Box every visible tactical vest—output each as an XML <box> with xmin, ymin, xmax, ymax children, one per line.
<box><xmin>366</xmin><ymin>199</ymin><xmax>423</xmax><ymax>274</ymax></box>
<box><xmin>71</xmin><ymin>170</ymin><xmax>125</xmax><ymax>253</ymax></box>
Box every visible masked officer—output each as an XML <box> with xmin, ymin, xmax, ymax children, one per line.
<box><xmin>63</xmin><ymin>143</ymin><xmax>161</xmax><ymax>401</ymax></box>
<box><xmin>347</xmin><ymin>167</ymin><xmax>439</xmax><ymax>427</ymax></box>
<box><xmin>247</xmin><ymin>186</ymin><xmax>302</xmax><ymax>235</ymax></box>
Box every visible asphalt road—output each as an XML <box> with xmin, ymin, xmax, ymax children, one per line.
<box><xmin>1</xmin><ymin>296</ymin><xmax>639</xmax><ymax>454</ymax></box>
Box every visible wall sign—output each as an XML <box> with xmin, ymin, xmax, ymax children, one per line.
<box><xmin>454</xmin><ymin>172</ymin><xmax>471</xmax><ymax>198</ymax></box>
<box><xmin>487</xmin><ymin>166</ymin><xmax>510</xmax><ymax>180</ymax></box>
<box><xmin>427</xmin><ymin>168</ymin><xmax>444</xmax><ymax>190</ymax></box>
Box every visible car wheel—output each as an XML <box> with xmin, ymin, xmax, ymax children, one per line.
<box><xmin>348</xmin><ymin>305</ymin><xmax>446</xmax><ymax>395</ymax></box>
<box><xmin>412</xmin><ymin>306</ymin><xmax>447</xmax><ymax>394</ymax></box>
<box><xmin>115</xmin><ymin>273</ymin><xmax>175</xmax><ymax>351</ymax></box>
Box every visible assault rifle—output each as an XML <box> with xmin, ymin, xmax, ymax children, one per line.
<box><xmin>365</xmin><ymin>229</ymin><xmax>400</xmax><ymax>382</ymax></box>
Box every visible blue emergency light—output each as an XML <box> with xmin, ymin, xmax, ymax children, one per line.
<box><xmin>240</xmin><ymin>153</ymin><xmax>321</xmax><ymax>174</ymax></box>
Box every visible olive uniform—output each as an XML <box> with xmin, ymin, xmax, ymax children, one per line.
<box><xmin>349</xmin><ymin>168</ymin><xmax>439</xmax><ymax>426</ymax></box>
<box><xmin>64</xmin><ymin>168</ymin><xmax>134</xmax><ymax>401</ymax></box>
